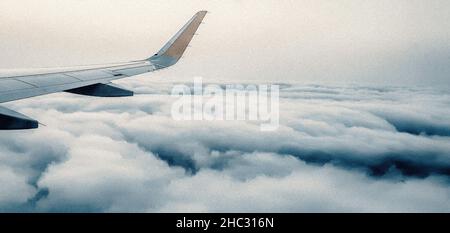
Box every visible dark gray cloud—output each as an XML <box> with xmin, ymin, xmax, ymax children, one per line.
<box><xmin>0</xmin><ymin>83</ymin><xmax>449</xmax><ymax>212</ymax></box>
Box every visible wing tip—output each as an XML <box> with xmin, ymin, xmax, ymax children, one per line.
<box><xmin>148</xmin><ymin>10</ymin><xmax>208</xmax><ymax>66</ymax></box>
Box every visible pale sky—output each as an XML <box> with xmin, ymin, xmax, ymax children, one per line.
<box><xmin>0</xmin><ymin>0</ymin><xmax>449</xmax><ymax>86</ymax></box>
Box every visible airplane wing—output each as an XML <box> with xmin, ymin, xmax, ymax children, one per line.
<box><xmin>0</xmin><ymin>11</ymin><xmax>207</xmax><ymax>130</ymax></box>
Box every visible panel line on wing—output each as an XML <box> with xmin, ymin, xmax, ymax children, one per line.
<box><xmin>13</xmin><ymin>78</ymin><xmax>39</xmax><ymax>88</ymax></box>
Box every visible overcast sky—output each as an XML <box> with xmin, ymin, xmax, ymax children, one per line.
<box><xmin>0</xmin><ymin>0</ymin><xmax>449</xmax><ymax>86</ymax></box>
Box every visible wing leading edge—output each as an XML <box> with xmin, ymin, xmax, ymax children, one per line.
<box><xmin>0</xmin><ymin>11</ymin><xmax>207</xmax><ymax>130</ymax></box>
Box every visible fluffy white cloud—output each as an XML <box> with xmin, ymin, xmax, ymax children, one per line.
<box><xmin>162</xmin><ymin>153</ymin><xmax>450</xmax><ymax>212</ymax></box>
<box><xmin>0</xmin><ymin>165</ymin><xmax>35</xmax><ymax>207</ymax></box>
<box><xmin>0</xmin><ymin>82</ymin><xmax>449</xmax><ymax>212</ymax></box>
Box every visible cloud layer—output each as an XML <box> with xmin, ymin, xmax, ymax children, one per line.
<box><xmin>0</xmin><ymin>82</ymin><xmax>449</xmax><ymax>212</ymax></box>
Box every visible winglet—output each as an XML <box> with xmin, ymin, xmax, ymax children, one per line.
<box><xmin>148</xmin><ymin>11</ymin><xmax>207</xmax><ymax>67</ymax></box>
